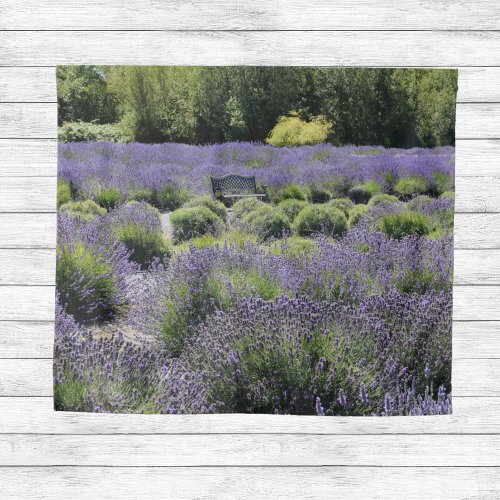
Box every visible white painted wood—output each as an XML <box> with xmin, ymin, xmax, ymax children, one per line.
<box><xmin>0</xmin><ymin>138</ymin><xmax>498</xmax><ymax>178</ymax></box>
<box><xmin>1</xmin><ymin>249</ymin><xmax>495</xmax><ymax>287</ymax></box>
<box><xmin>1</xmin><ymin>466</ymin><xmax>498</xmax><ymax>500</ymax></box>
<box><xmin>454</xmin><ymin>214</ymin><xmax>500</xmax><ymax>248</ymax></box>
<box><xmin>2</xmin><ymin>31</ymin><xmax>500</xmax><ymax>67</ymax></box>
<box><xmin>1</xmin><ymin>67</ymin><xmax>499</xmax><ymax>103</ymax></box>
<box><xmin>1</xmin><ymin>433</ymin><xmax>499</xmax><ymax>466</ymax></box>
<box><xmin>0</xmin><ymin>358</ymin><xmax>496</xmax><ymax>397</ymax></box>
<box><xmin>3</xmin><ymin>0</ymin><xmax>500</xmax><ymax>30</ymax></box>
<box><xmin>0</xmin><ymin>396</ymin><xmax>498</xmax><ymax>435</ymax></box>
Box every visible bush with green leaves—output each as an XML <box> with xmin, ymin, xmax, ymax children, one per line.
<box><xmin>127</xmin><ymin>188</ymin><xmax>153</xmax><ymax>204</ymax></box>
<box><xmin>376</xmin><ymin>211</ymin><xmax>430</xmax><ymax>240</ymax></box>
<box><xmin>170</xmin><ymin>206</ymin><xmax>225</xmax><ymax>243</ymax></box>
<box><xmin>94</xmin><ymin>187</ymin><xmax>123</xmax><ymax>210</ymax></box>
<box><xmin>266</xmin><ymin>112</ymin><xmax>332</xmax><ymax>147</ymax></box>
<box><xmin>394</xmin><ymin>176</ymin><xmax>429</xmax><ymax>199</ymax></box>
<box><xmin>278</xmin><ymin>199</ymin><xmax>309</xmax><ymax>222</ymax></box>
<box><xmin>274</xmin><ymin>182</ymin><xmax>307</xmax><ymax>202</ymax></box>
<box><xmin>184</xmin><ymin>196</ymin><xmax>228</xmax><ymax>222</ymax></box>
<box><xmin>60</xmin><ymin>200</ymin><xmax>106</xmax><ymax>222</ymax></box>
<box><xmin>348</xmin><ymin>204</ymin><xmax>369</xmax><ymax>228</ymax></box>
<box><xmin>348</xmin><ymin>185</ymin><xmax>371</xmax><ymax>204</ymax></box>
<box><xmin>406</xmin><ymin>195</ymin><xmax>433</xmax><ymax>212</ymax></box>
<box><xmin>153</xmin><ymin>183</ymin><xmax>190</xmax><ymax>211</ymax></box>
<box><xmin>294</xmin><ymin>204</ymin><xmax>347</xmax><ymax>238</ymax></box>
<box><xmin>58</xmin><ymin>121</ymin><xmax>129</xmax><ymax>143</ymax></box>
<box><xmin>57</xmin><ymin>179</ymin><xmax>72</xmax><ymax>207</ymax></box>
<box><xmin>431</xmin><ymin>171</ymin><xmax>453</xmax><ymax>196</ymax></box>
<box><xmin>242</xmin><ymin>205</ymin><xmax>291</xmax><ymax>241</ymax></box>
<box><xmin>328</xmin><ymin>197</ymin><xmax>354</xmax><ymax>217</ymax></box>
<box><xmin>367</xmin><ymin>193</ymin><xmax>399</xmax><ymax>209</ymax></box>
<box><xmin>307</xmin><ymin>185</ymin><xmax>331</xmax><ymax>204</ymax></box>
<box><xmin>440</xmin><ymin>191</ymin><xmax>455</xmax><ymax>200</ymax></box>
<box><xmin>232</xmin><ymin>197</ymin><xmax>265</xmax><ymax>220</ymax></box>
<box><xmin>362</xmin><ymin>179</ymin><xmax>382</xmax><ymax>198</ymax></box>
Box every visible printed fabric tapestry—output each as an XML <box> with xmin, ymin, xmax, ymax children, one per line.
<box><xmin>54</xmin><ymin>66</ymin><xmax>457</xmax><ymax>415</ymax></box>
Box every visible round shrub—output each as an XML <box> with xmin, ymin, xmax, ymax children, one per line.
<box><xmin>406</xmin><ymin>195</ymin><xmax>433</xmax><ymax>212</ymax></box>
<box><xmin>278</xmin><ymin>182</ymin><xmax>307</xmax><ymax>202</ymax></box>
<box><xmin>307</xmin><ymin>185</ymin><xmax>331</xmax><ymax>204</ymax></box>
<box><xmin>232</xmin><ymin>197</ymin><xmax>265</xmax><ymax>219</ymax></box>
<box><xmin>348</xmin><ymin>185</ymin><xmax>371</xmax><ymax>204</ymax></box>
<box><xmin>294</xmin><ymin>204</ymin><xmax>347</xmax><ymax>238</ymax></box>
<box><xmin>94</xmin><ymin>187</ymin><xmax>123</xmax><ymax>209</ymax></box>
<box><xmin>60</xmin><ymin>200</ymin><xmax>106</xmax><ymax>222</ymax></box>
<box><xmin>107</xmin><ymin>202</ymin><xmax>171</xmax><ymax>269</ymax></box>
<box><xmin>431</xmin><ymin>171</ymin><xmax>453</xmax><ymax>196</ymax></box>
<box><xmin>242</xmin><ymin>205</ymin><xmax>291</xmax><ymax>241</ymax></box>
<box><xmin>57</xmin><ymin>179</ymin><xmax>72</xmax><ymax>208</ymax></box>
<box><xmin>362</xmin><ymin>179</ymin><xmax>382</xmax><ymax>198</ymax></box>
<box><xmin>440</xmin><ymin>191</ymin><xmax>455</xmax><ymax>200</ymax></box>
<box><xmin>348</xmin><ymin>204</ymin><xmax>369</xmax><ymax>228</ymax></box>
<box><xmin>376</xmin><ymin>211</ymin><xmax>430</xmax><ymax>240</ymax></box>
<box><xmin>184</xmin><ymin>196</ymin><xmax>228</xmax><ymax>222</ymax></box>
<box><xmin>367</xmin><ymin>193</ymin><xmax>399</xmax><ymax>209</ymax></box>
<box><xmin>278</xmin><ymin>199</ymin><xmax>309</xmax><ymax>222</ymax></box>
<box><xmin>394</xmin><ymin>176</ymin><xmax>429</xmax><ymax>199</ymax></box>
<box><xmin>170</xmin><ymin>206</ymin><xmax>224</xmax><ymax>243</ymax></box>
<box><xmin>154</xmin><ymin>183</ymin><xmax>190</xmax><ymax>211</ymax></box>
<box><xmin>328</xmin><ymin>197</ymin><xmax>354</xmax><ymax>217</ymax></box>
<box><xmin>127</xmin><ymin>188</ymin><xmax>153</xmax><ymax>204</ymax></box>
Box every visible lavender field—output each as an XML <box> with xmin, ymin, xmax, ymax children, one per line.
<box><xmin>55</xmin><ymin>142</ymin><xmax>454</xmax><ymax>415</ymax></box>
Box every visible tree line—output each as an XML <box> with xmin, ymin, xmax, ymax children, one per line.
<box><xmin>57</xmin><ymin>66</ymin><xmax>458</xmax><ymax>148</ymax></box>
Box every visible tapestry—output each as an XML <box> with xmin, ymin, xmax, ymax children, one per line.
<box><xmin>55</xmin><ymin>67</ymin><xmax>457</xmax><ymax>415</ymax></box>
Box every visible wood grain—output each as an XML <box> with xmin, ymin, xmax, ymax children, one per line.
<box><xmin>1</xmin><ymin>466</ymin><xmax>498</xmax><ymax>500</ymax></box>
<box><xmin>2</xmin><ymin>31</ymin><xmax>500</xmax><ymax>66</ymax></box>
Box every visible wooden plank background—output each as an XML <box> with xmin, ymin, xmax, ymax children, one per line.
<box><xmin>0</xmin><ymin>2</ymin><xmax>499</xmax><ymax>498</ymax></box>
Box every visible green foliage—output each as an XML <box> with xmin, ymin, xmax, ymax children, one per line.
<box><xmin>94</xmin><ymin>187</ymin><xmax>123</xmax><ymax>210</ymax></box>
<box><xmin>348</xmin><ymin>204</ymin><xmax>369</xmax><ymax>228</ymax></box>
<box><xmin>406</xmin><ymin>195</ymin><xmax>432</xmax><ymax>212</ymax></box>
<box><xmin>58</xmin><ymin>121</ymin><xmax>129</xmax><ymax>143</ymax></box>
<box><xmin>307</xmin><ymin>185</ymin><xmax>331</xmax><ymax>204</ymax></box>
<box><xmin>277</xmin><ymin>182</ymin><xmax>308</xmax><ymax>202</ymax></box>
<box><xmin>376</xmin><ymin>211</ymin><xmax>430</xmax><ymax>240</ymax></box>
<box><xmin>60</xmin><ymin>200</ymin><xmax>106</xmax><ymax>222</ymax></box>
<box><xmin>57</xmin><ymin>179</ymin><xmax>72</xmax><ymax>207</ymax></box>
<box><xmin>394</xmin><ymin>176</ymin><xmax>429</xmax><ymax>199</ymax></box>
<box><xmin>56</xmin><ymin>241</ymin><xmax>118</xmax><ymax>321</ymax></box>
<box><xmin>127</xmin><ymin>188</ymin><xmax>153</xmax><ymax>203</ymax></box>
<box><xmin>270</xmin><ymin>236</ymin><xmax>320</xmax><ymax>257</ymax></box>
<box><xmin>153</xmin><ymin>184</ymin><xmax>190</xmax><ymax>211</ymax></box>
<box><xmin>266</xmin><ymin>113</ymin><xmax>332</xmax><ymax>147</ymax></box>
<box><xmin>367</xmin><ymin>193</ymin><xmax>400</xmax><ymax>209</ymax></box>
<box><xmin>362</xmin><ymin>179</ymin><xmax>382</xmax><ymax>197</ymax></box>
<box><xmin>348</xmin><ymin>185</ymin><xmax>371</xmax><ymax>204</ymax></box>
<box><xmin>184</xmin><ymin>196</ymin><xmax>228</xmax><ymax>222</ymax></box>
<box><xmin>278</xmin><ymin>199</ymin><xmax>309</xmax><ymax>222</ymax></box>
<box><xmin>242</xmin><ymin>205</ymin><xmax>292</xmax><ymax>241</ymax></box>
<box><xmin>232</xmin><ymin>198</ymin><xmax>265</xmax><ymax>220</ymax></box>
<box><xmin>440</xmin><ymin>191</ymin><xmax>455</xmax><ymax>200</ymax></box>
<box><xmin>294</xmin><ymin>205</ymin><xmax>347</xmax><ymax>237</ymax></box>
<box><xmin>170</xmin><ymin>207</ymin><xmax>225</xmax><ymax>243</ymax></box>
<box><xmin>431</xmin><ymin>171</ymin><xmax>453</xmax><ymax>196</ymax></box>
<box><xmin>327</xmin><ymin>197</ymin><xmax>354</xmax><ymax>217</ymax></box>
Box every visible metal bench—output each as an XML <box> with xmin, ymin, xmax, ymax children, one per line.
<box><xmin>210</xmin><ymin>174</ymin><xmax>266</xmax><ymax>206</ymax></box>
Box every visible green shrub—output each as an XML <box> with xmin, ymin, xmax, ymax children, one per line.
<box><xmin>57</xmin><ymin>179</ymin><xmax>72</xmax><ymax>207</ymax></box>
<box><xmin>94</xmin><ymin>187</ymin><xmax>123</xmax><ymax>209</ymax></box>
<box><xmin>294</xmin><ymin>205</ymin><xmax>347</xmax><ymax>238</ymax></box>
<box><xmin>266</xmin><ymin>112</ymin><xmax>332</xmax><ymax>147</ymax></box>
<box><xmin>328</xmin><ymin>197</ymin><xmax>354</xmax><ymax>217</ymax></box>
<box><xmin>362</xmin><ymin>179</ymin><xmax>382</xmax><ymax>197</ymax></box>
<box><xmin>323</xmin><ymin>177</ymin><xmax>350</xmax><ymax>198</ymax></box>
<box><xmin>406</xmin><ymin>195</ymin><xmax>432</xmax><ymax>211</ymax></box>
<box><xmin>376</xmin><ymin>211</ymin><xmax>430</xmax><ymax>240</ymax></box>
<box><xmin>127</xmin><ymin>188</ymin><xmax>153</xmax><ymax>203</ymax></box>
<box><xmin>60</xmin><ymin>200</ymin><xmax>106</xmax><ymax>222</ymax></box>
<box><xmin>440</xmin><ymin>190</ymin><xmax>455</xmax><ymax>200</ymax></box>
<box><xmin>232</xmin><ymin>198</ymin><xmax>265</xmax><ymax>219</ymax></box>
<box><xmin>58</xmin><ymin>121</ymin><xmax>129</xmax><ymax>143</ymax></box>
<box><xmin>278</xmin><ymin>199</ymin><xmax>309</xmax><ymax>222</ymax></box>
<box><xmin>307</xmin><ymin>185</ymin><xmax>331</xmax><ymax>204</ymax></box>
<box><xmin>367</xmin><ymin>193</ymin><xmax>399</xmax><ymax>209</ymax></box>
<box><xmin>170</xmin><ymin>206</ymin><xmax>224</xmax><ymax>243</ymax></box>
<box><xmin>242</xmin><ymin>205</ymin><xmax>291</xmax><ymax>241</ymax></box>
<box><xmin>153</xmin><ymin>184</ymin><xmax>190</xmax><ymax>211</ymax></box>
<box><xmin>348</xmin><ymin>204</ymin><xmax>369</xmax><ymax>228</ymax></box>
<box><xmin>277</xmin><ymin>182</ymin><xmax>307</xmax><ymax>202</ymax></box>
<box><xmin>348</xmin><ymin>185</ymin><xmax>371</xmax><ymax>204</ymax></box>
<box><xmin>431</xmin><ymin>171</ymin><xmax>453</xmax><ymax>196</ymax></box>
<box><xmin>184</xmin><ymin>196</ymin><xmax>228</xmax><ymax>222</ymax></box>
<box><xmin>56</xmin><ymin>241</ymin><xmax>118</xmax><ymax>321</ymax></box>
<box><xmin>394</xmin><ymin>176</ymin><xmax>429</xmax><ymax>199</ymax></box>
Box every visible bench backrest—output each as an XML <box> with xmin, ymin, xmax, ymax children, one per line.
<box><xmin>210</xmin><ymin>174</ymin><xmax>257</xmax><ymax>195</ymax></box>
